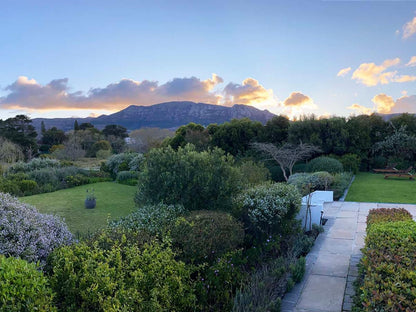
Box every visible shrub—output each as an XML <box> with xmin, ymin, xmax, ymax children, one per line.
<box><xmin>103</xmin><ymin>152</ymin><xmax>143</xmax><ymax>179</ymax></box>
<box><xmin>306</xmin><ymin>156</ymin><xmax>343</xmax><ymax>173</ymax></box>
<box><xmin>238</xmin><ymin>160</ymin><xmax>271</xmax><ymax>187</ymax></box>
<box><xmin>0</xmin><ymin>193</ymin><xmax>74</xmax><ymax>265</ymax></box>
<box><xmin>116</xmin><ymin>170</ymin><xmax>139</xmax><ymax>182</ymax></box>
<box><xmin>236</xmin><ymin>183</ymin><xmax>301</xmax><ymax>239</ymax></box>
<box><xmin>89</xmin><ymin>140</ymin><xmax>111</xmax><ymax>157</ymax></box>
<box><xmin>171</xmin><ymin>210</ymin><xmax>245</xmax><ymax>264</ymax></box>
<box><xmin>109</xmin><ymin>203</ymin><xmax>186</xmax><ymax>237</ymax></box>
<box><xmin>47</xmin><ymin>237</ymin><xmax>196</xmax><ymax>312</ymax></box>
<box><xmin>136</xmin><ymin>145</ymin><xmax>243</xmax><ymax>211</ymax></box>
<box><xmin>95</xmin><ymin>149</ymin><xmax>112</xmax><ymax>159</ymax></box>
<box><xmin>366</xmin><ymin>207</ymin><xmax>413</xmax><ymax>228</ymax></box>
<box><xmin>288</xmin><ymin>171</ymin><xmax>333</xmax><ymax>194</ymax></box>
<box><xmin>331</xmin><ymin>172</ymin><xmax>353</xmax><ymax>200</ymax></box>
<box><xmin>354</xmin><ymin>219</ymin><xmax>416</xmax><ymax>311</ymax></box>
<box><xmin>8</xmin><ymin>158</ymin><xmax>61</xmax><ymax>173</ymax></box>
<box><xmin>340</xmin><ymin>153</ymin><xmax>360</xmax><ymax>173</ymax></box>
<box><xmin>0</xmin><ymin>255</ymin><xmax>56</xmax><ymax>312</ymax></box>
<box><xmin>310</xmin><ymin>171</ymin><xmax>334</xmax><ymax>190</ymax></box>
<box><xmin>233</xmin><ymin>255</ymin><xmax>305</xmax><ymax>312</ymax></box>
<box><xmin>195</xmin><ymin>249</ymin><xmax>247</xmax><ymax>311</ymax></box>
<box><xmin>16</xmin><ymin>179</ymin><xmax>38</xmax><ymax>195</ymax></box>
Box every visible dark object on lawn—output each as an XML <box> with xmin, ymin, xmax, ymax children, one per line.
<box><xmin>85</xmin><ymin>198</ymin><xmax>96</xmax><ymax>209</ymax></box>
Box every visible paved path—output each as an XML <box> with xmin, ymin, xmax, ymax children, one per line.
<box><xmin>281</xmin><ymin>201</ymin><xmax>416</xmax><ymax>312</ymax></box>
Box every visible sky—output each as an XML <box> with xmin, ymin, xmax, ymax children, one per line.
<box><xmin>0</xmin><ymin>0</ymin><xmax>415</xmax><ymax>120</ymax></box>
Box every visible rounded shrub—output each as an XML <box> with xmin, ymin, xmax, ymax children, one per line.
<box><xmin>310</xmin><ymin>171</ymin><xmax>334</xmax><ymax>190</ymax></box>
<box><xmin>236</xmin><ymin>183</ymin><xmax>302</xmax><ymax>239</ymax></box>
<box><xmin>109</xmin><ymin>203</ymin><xmax>186</xmax><ymax>236</ymax></box>
<box><xmin>339</xmin><ymin>153</ymin><xmax>360</xmax><ymax>173</ymax></box>
<box><xmin>171</xmin><ymin>210</ymin><xmax>245</xmax><ymax>264</ymax></box>
<box><xmin>103</xmin><ymin>152</ymin><xmax>143</xmax><ymax>179</ymax></box>
<box><xmin>116</xmin><ymin>170</ymin><xmax>139</xmax><ymax>183</ymax></box>
<box><xmin>0</xmin><ymin>192</ymin><xmax>74</xmax><ymax>265</ymax></box>
<box><xmin>306</xmin><ymin>156</ymin><xmax>343</xmax><ymax>173</ymax></box>
<box><xmin>0</xmin><ymin>255</ymin><xmax>56</xmax><ymax>312</ymax></box>
<box><xmin>47</xmin><ymin>236</ymin><xmax>196</xmax><ymax>312</ymax></box>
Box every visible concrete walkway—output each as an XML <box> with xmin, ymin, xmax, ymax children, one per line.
<box><xmin>281</xmin><ymin>201</ymin><xmax>416</xmax><ymax>312</ymax></box>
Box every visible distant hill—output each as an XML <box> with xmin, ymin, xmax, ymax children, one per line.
<box><xmin>32</xmin><ymin>101</ymin><xmax>276</xmax><ymax>132</ymax></box>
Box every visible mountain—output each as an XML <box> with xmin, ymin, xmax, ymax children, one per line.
<box><xmin>32</xmin><ymin>101</ymin><xmax>276</xmax><ymax>132</ymax></box>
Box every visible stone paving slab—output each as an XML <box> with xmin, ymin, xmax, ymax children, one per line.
<box><xmin>311</xmin><ymin>252</ymin><xmax>350</xmax><ymax>277</ymax></box>
<box><xmin>296</xmin><ymin>275</ymin><xmax>346</xmax><ymax>311</ymax></box>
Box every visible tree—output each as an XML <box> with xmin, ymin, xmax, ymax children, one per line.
<box><xmin>263</xmin><ymin>115</ymin><xmax>290</xmax><ymax>145</ymax></box>
<box><xmin>0</xmin><ymin>115</ymin><xmax>38</xmax><ymax>159</ymax></box>
<box><xmin>74</xmin><ymin>120</ymin><xmax>80</xmax><ymax>131</ymax></box>
<box><xmin>128</xmin><ymin>128</ymin><xmax>174</xmax><ymax>153</ymax></box>
<box><xmin>102</xmin><ymin>124</ymin><xmax>128</xmax><ymax>138</ymax></box>
<box><xmin>252</xmin><ymin>142</ymin><xmax>320</xmax><ymax>181</ymax></box>
<box><xmin>40</xmin><ymin>127</ymin><xmax>67</xmax><ymax>152</ymax></box>
<box><xmin>0</xmin><ymin>137</ymin><xmax>24</xmax><ymax>163</ymax></box>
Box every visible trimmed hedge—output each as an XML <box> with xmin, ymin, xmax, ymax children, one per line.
<box><xmin>306</xmin><ymin>156</ymin><xmax>343</xmax><ymax>174</ymax></box>
<box><xmin>366</xmin><ymin>207</ymin><xmax>413</xmax><ymax>227</ymax></box>
<box><xmin>354</xmin><ymin>208</ymin><xmax>416</xmax><ymax>311</ymax></box>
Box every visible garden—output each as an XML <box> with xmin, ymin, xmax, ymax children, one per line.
<box><xmin>2</xmin><ymin>113</ymin><xmax>416</xmax><ymax>310</ymax></box>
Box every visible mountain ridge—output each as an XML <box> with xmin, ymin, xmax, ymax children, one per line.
<box><xmin>32</xmin><ymin>101</ymin><xmax>276</xmax><ymax>132</ymax></box>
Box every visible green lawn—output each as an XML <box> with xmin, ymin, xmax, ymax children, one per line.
<box><xmin>345</xmin><ymin>172</ymin><xmax>416</xmax><ymax>203</ymax></box>
<box><xmin>21</xmin><ymin>182</ymin><xmax>137</xmax><ymax>236</ymax></box>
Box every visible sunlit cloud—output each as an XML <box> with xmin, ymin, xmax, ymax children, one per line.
<box><xmin>406</xmin><ymin>56</ymin><xmax>416</xmax><ymax>67</ymax></box>
<box><xmin>347</xmin><ymin>103</ymin><xmax>373</xmax><ymax>115</ymax></box>
<box><xmin>279</xmin><ymin>92</ymin><xmax>317</xmax><ymax>118</ymax></box>
<box><xmin>337</xmin><ymin>67</ymin><xmax>352</xmax><ymax>77</ymax></box>
<box><xmin>0</xmin><ymin>74</ymin><xmax>225</xmax><ymax>111</ymax></box>
<box><xmin>351</xmin><ymin>58</ymin><xmax>400</xmax><ymax>86</ymax></box>
<box><xmin>283</xmin><ymin>92</ymin><xmax>312</xmax><ymax>107</ymax></box>
<box><xmin>372</xmin><ymin>94</ymin><xmax>395</xmax><ymax>114</ymax></box>
<box><xmin>222</xmin><ymin>78</ymin><xmax>274</xmax><ymax>106</ymax></box>
<box><xmin>392</xmin><ymin>75</ymin><xmax>416</xmax><ymax>83</ymax></box>
<box><xmin>403</xmin><ymin>15</ymin><xmax>416</xmax><ymax>39</ymax></box>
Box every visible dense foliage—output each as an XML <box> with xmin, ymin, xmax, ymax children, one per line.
<box><xmin>102</xmin><ymin>152</ymin><xmax>144</xmax><ymax>179</ymax></box>
<box><xmin>366</xmin><ymin>207</ymin><xmax>413</xmax><ymax>227</ymax></box>
<box><xmin>0</xmin><ymin>193</ymin><xmax>73</xmax><ymax>265</ymax></box>
<box><xmin>236</xmin><ymin>183</ymin><xmax>301</xmax><ymax>240</ymax></box>
<box><xmin>47</xmin><ymin>233</ymin><xmax>196</xmax><ymax>312</ymax></box>
<box><xmin>136</xmin><ymin>144</ymin><xmax>242</xmax><ymax>211</ymax></box>
<box><xmin>0</xmin><ymin>255</ymin><xmax>56</xmax><ymax>312</ymax></box>
<box><xmin>306</xmin><ymin>156</ymin><xmax>343</xmax><ymax>173</ymax></box>
<box><xmin>109</xmin><ymin>203</ymin><xmax>186</xmax><ymax>236</ymax></box>
<box><xmin>355</xmin><ymin>210</ymin><xmax>416</xmax><ymax>311</ymax></box>
<box><xmin>172</xmin><ymin>210</ymin><xmax>245</xmax><ymax>264</ymax></box>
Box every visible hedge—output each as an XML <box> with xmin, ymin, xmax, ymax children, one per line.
<box><xmin>354</xmin><ymin>208</ymin><xmax>416</xmax><ymax>311</ymax></box>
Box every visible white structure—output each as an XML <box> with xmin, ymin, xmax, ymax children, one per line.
<box><xmin>297</xmin><ymin>190</ymin><xmax>333</xmax><ymax>231</ymax></box>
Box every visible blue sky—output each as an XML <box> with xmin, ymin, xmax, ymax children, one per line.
<box><xmin>0</xmin><ymin>0</ymin><xmax>415</xmax><ymax>119</ymax></box>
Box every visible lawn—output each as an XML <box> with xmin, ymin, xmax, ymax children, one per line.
<box><xmin>21</xmin><ymin>182</ymin><xmax>137</xmax><ymax>236</ymax></box>
<box><xmin>345</xmin><ymin>172</ymin><xmax>416</xmax><ymax>204</ymax></box>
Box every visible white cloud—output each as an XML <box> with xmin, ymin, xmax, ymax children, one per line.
<box><xmin>403</xmin><ymin>15</ymin><xmax>416</xmax><ymax>39</ymax></box>
<box><xmin>347</xmin><ymin>103</ymin><xmax>373</xmax><ymax>115</ymax></box>
<box><xmin>371</xmin><ymin>94</ymin><xmax>396</xmax><ymax>114</ymax></box>
<box><xmin>406</xmin><ymin>56</ymin><xmax>416</xmax><ymax>67</ymax></box>
<box><xmin>351</xmin><ymin>58</ymin><xmax>400</xmax><ymax>86</ymax></box>
<box><xmin>337</xmin><ymin>67</ymin><xmax>352</xmax><ymax>77</ymax></box>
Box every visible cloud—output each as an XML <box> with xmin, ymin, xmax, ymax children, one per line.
<box><xmin>403</xmin><ymin>15</ymin><xmax>416</xmax><ymax>39</ymax></box>
<box><xmin>0</xmin><ymin>74</ymin><xmax>226</xmax><ymax>111</ymax></box>
<box><xmin>222</xmin><ymin>78</ymin><xmax>274</xmax><ymax>106</ymax></box>
<box><xmin>392</xmin><ymin>75</ymin><xmax>416</xmax><ymax>83</ymax></box>
<box><xmin>283</xmin><ymin>92</ymin><xmax>312</xmax><ymax>107</ymax></box>
<box><xmin>351</xmin><ymin>58</ymin><xmax>400</xmax><ymax>86</ymax></box>
<box><xmin>337</xmin><ymin>67</ymin><xmax>352</xmax><ymax>77</ymax></box>
<box><xmin>347</xmin><ymin>103</ymin><xmax>373</xmax><ymax>115</ymax></box>
<box><xmin>393</xmin><ymin>95</ymin><xmax>416</xmax><ymax>113</ymax></box>
<box><xmin>406</xmin><ymin>56</ymin><xmax>416</xmax><ymax>67</ymax></box>
<box><xmin>371</xmin><ymin>94</ymin><xmax>396</xmax><ymax>114</ymax></box>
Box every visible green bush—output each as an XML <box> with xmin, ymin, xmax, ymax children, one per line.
<box><xmin>103</xmin><ymin>152</ymin><xmax>143</xmax><ymax>179</ymax></box>
<box><xmin>47</xmin><ymin>236</ymin><xmax>196</xmax><ymax>312</ymax></box>
<box><xmin>109</xmin><ymin>203</ymin><xmax>186</xmax><ymax>237</ymax></box>
<box><xmin>171</xmin><ymin>210</ymin><xmax>245</xmax><ymax>264</ymax></box>
<box><xmin>7</xmin><ymin>158</ymin><xmax>61</xmax><ymax>173</ymax></box>
<box><xmin>340</xmin><ymin>153</ymin><xmax>360</xmax><ymax>173</ymax></box>
<box><xmin>366</xmin><ymin>207</ymin><xmax>413</xmax><ymax>228</ymax></box>
<box><xmin>116</xmin><ymin>170</ymin><xmax>139</xmax><ymax>182</ymax></box>
<box><xmin>236</xmin><ymin>183</ymin><xmax>301</xmax><ymax>240</ymax></box>
<box><xmin>331</xmin><ymin>172</ymin><xmax>353</xmax><ymax>200</ymax></box>
<box><xmin>306</xmin><ymin>156</ymin><xmax>343</xmax><ymax>173</ymax></box>
<box><xmin>16</xmin><ymin>179</ymin><xmax>38</xmax><ymax>195</ymax></box>
<box><xmin>136</xmin><ymin>145</ymin><xmax>243</xmax><ymax>211</ymax></box>
<box><xmin>238</xmin><ymin>160</ymin><xmax>271</xmax><ymax>187</ymax></box>
<box><xmin>354</xmin><ymin>219</ymin><xmax>416</xmax><ymax>311</ymax></box>
<box><xmin>195</xmin><ymin>249</ymin><xmax>247</xmax><ymax>311</ymax></box>
<box><xmin>0</xmin><ymin>255</ymin><xmax>56</xmax><ymax>312</ymax></box>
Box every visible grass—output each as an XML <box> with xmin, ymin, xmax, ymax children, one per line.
<box><xmin>21</xmin><ymin>182</ymin><xmax>137</xmax><ymax>236</ymax></box>
<box><xmin>345</xmin><ymin>172</ymin><xmax>416</xmax><ymax>204</ymax></box>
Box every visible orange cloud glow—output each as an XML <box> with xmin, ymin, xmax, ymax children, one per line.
<box><xmin>337</xmin><ymin>67</ymin><xmax>352</xmax><ymax>77</ymax></box>
<box><xmin>347</xmin><ymin>103</ymin><xmax>373</xmax><ymax>115</ymax></box>
<box><xmin>352</xmin><ymin>58</ymin><xmax>400</xmax><ymax>86</ymax></box>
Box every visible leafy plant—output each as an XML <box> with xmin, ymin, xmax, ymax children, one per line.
<box><xmin>306</xmin><ymin>156</ymin><xmax>343</xmax><ymax>173</ymax></box>
<box><xmin>0</xmin><ymin>255</ymin><xmax>56</xmax><ymax>312</ymax></box>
